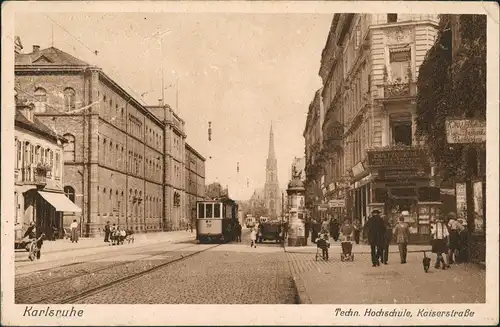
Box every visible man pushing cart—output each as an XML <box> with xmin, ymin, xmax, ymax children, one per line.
<box><xmin>340</xmin><ymin>218</ymin><xmax>355</xmax><ymax>261</ymax></box>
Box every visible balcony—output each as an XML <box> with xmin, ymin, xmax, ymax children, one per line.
<box><xmin>382</xmin><ymin>80</ymin><xmax>417</xmax><ymax>100</ymax></box>
<box><xmin>18</xmin><ymin>165</ymin><xmax>48</xmax><ymax>187</ymax></box>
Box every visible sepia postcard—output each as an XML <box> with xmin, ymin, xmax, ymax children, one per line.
<box><xmin>1</xmin><ymin>1</ymin><xmax>499</xmax><ymax>326</ymax></box>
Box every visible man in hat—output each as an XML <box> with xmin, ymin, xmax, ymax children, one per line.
<box><xmin>363</xmin><ymin>210</ymin><xmax>386</xmax><ymax>267</ymax></box>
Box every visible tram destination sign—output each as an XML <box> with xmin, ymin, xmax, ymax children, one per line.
<box><xmin>367</xmin><ymin>148</ymin><xmax>428</xmax><ymax>168</ymax></box>
<box><xmin>446</xmin><ymin>119</ymin><xmax>486</xmax><ymax>144</ymax></box>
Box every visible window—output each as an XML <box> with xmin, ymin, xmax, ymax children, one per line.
<box><xmin>205</xmin><ymin>203</ymin><xmax>213</xmax><ymax>218</ymax></box>
<box><xmin>389</xmin><ymin>50</ymin><xmax>411</xmax><ymax>82</ymax></box>
<box><xmin>15</xmin><ymin>191</ymin><xmax>19</xmax><ymax>224</ymax></box>
<box><xmin>214</xmin><ymin>203</ymin><xmax>221</xmax><ymax>218</ymax></box>
<box><xmin>390</xmin><ymin>112</ymin><xmax>413</xmax><ymax>146</ymax></box>
<box><xmin>34</xmin><ymin>88</ymin><xmax>47</xmax><ymax>113</ymax></box>
<box><xmin>387</xmin><ymin>14</ymin><xmax>398</xmax><ymax>23</ymax></box>
<box><xmin>64</xmin><ymin>186</ymin><xmax>76</xmax><ymax>202</ymax></box>
<box><xmin>64</xmin><ymin>88</ymin><xmax>76</xmax><ymax>111</ymax></box>
<box><xmin>16</xmin><ymin>139</ymin><xmax>22</xmax><ymax>169</ymax></box>
<box><xmin>55</xmin><ymin>152</ymin><xmax>61</xmax><ymax>178</ymax></box>
<box><xmin>63</xmin><ymin>134</ymin><xmax>76</xmax><ymax>161</ymax></box>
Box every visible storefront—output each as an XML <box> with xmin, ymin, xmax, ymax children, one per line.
<box><xmin>37</xmin><ymin>191</ymin><xmax>82</xmax><ymax>239</ymax></box>
<box><xmin>348</xmin><ymin>147</ymin><xmax>438</xmax><ymax>242</ymax></box>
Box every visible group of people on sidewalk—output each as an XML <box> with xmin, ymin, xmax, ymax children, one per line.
<box><xmin>363</xmin><ymin>210</ymin><xmax>468</xmax><ymax>269</ymax></box>
<box><xmin>103</xmin><ymin>221</ymin><xmax>134</xmax><ymax>245</ymax></box>
<box><xmin>308</xmin><ymin>218</ymin><xmax>362</xmax><ymax>245</ymax></box>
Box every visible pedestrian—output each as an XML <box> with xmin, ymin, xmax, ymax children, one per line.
<box><xmin>457</xmin><ymin>219</ymin><xmax>468</xmax><ymax>263</ymax></box>
<box><xmin>189</xmin><ymin>221</ymin><xmax>193</xmax><ymax>233</ymax></box>
<box><xmin>330</xmin><ymin>218</ymin><xmax>340</xmax><ymax>242</ymax></box>
<box><xmin>381</xmin><ymin>217</ymin><xmax>393</xmax><ymax>265</ymax></box>
<box><xmin>393</xmin><ymin>215</ymin><xmax>410</xmax><ymax>264</ymax></box>
<box><xmin>70</xmin><ymin>219</ymin><xmax>79</xmax><ymax>243</ymax></box>
<box><xmin>236</xmin><ymin>222</ymin><xmax>242</xmax><ymax>242</ymax></box>
<box><xmin>363</xmin><ymin>210</ymin><xmax>386</xmax><ymax>267</ymax></box>
<box><xmin>431</xmin><ymin>215</ymin><xmax>450</xmax><ymax>270</ymax></box>
<box><xmin>340</xmin><ymin>218</ymin><xmax>354</xmax><ymax>241</ymax></box>
<box><xmin>250</xmin><ymin>227</ymin><xmax>257</xmax><ymax>248</ymax></box>
<box><xmin>353</xmin><ymin>219</ymin><xmax>361</xmax><ymax>244</ymax></box>
<box><xmin>321</xmin><ymin>218</ymin><xmax>330</xmax><ymax>235</ymax></box>
<box><xmin>104</xmin><ymin>221</ymin><xmax>111</xmax><ymax>243</ymax></box>
<box><xmin>447</xmin><ymin>212</ymin><xmax>464</xmax><ymax>265</ymax></box>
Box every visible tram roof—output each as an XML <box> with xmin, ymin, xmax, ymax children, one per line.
<box><xmin>197</xmin><ymin>197</ymin><xmax>236</xmax><ymax>204</ymax></box>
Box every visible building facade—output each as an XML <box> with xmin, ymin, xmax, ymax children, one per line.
<box><xmin>303</xmin><ymin>89</ymin><xmax>327</xmax><ymax>220</ymax></box>
<box><xmin>263</xmin><ymin>125</ymin><xmax>281</xmax><ymax>219</ymax></box>
<box><xmin>315</xmin><ymin>14</ymin><xmax>440</xmax><ymax>238</ymax></box>
<box><xmin>185</xmin><ymin>143</ymin><xmax>206</xmax><ymax>226</ymax></box>
<box><xmin>15</xmin><ymin>43</ymin><xmax>205</xmax><ymax>236</ymax></box>
<box><xmin>14</xmin><ymin>95</ymin><xmax>81</xmax><ymax>241</ymax></box>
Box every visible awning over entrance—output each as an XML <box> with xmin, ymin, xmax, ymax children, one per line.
<box><xmin>38</xmin><ymin>191</ymin><xmax>82</xmax><ymax>213</ymax></box>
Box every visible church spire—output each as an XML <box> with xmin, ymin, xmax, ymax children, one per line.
<box><xmin>268</xmin><ymin>123</ymin><xmax>276</xmax><ymax>160</ymax></box>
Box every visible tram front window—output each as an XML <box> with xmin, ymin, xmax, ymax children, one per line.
<box><xmin>198</xmin><ymin>203</ymin><xmax>205</xmax><ymax>218</ymax></box>
<box><xmin>214</xmin><ymin>203</ymin><xmax>221</xmax><ymax>218</ymax></box>
<box><xmin>206</xmin><ymin>203</ymin><xmax>213</xmax><ymax>218</ymax></box>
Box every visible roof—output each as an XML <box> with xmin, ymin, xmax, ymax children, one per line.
<box><xmin>15</xmin><ymin>47</ymin><xmax>90</xmax><ymax>66</ymax></box>
<box><xmin>185</xmin><ymin>143</ymin><xmax>206</xmax><ymax>161</ymax></box>
<box><xmin>15</xmin><ymin>107</ymin><xmax>63</xmax><ymax>143</ymax></box>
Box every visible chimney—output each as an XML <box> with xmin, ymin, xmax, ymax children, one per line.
<box><xmin>158</xmin><ymin>99</ymin><xmax>164</xmax><ymax>106</ymax></box>
<box><xmin>33</xmin><ymin>45</ymin><xmax>40</xmax><ymax>53</ymax></box>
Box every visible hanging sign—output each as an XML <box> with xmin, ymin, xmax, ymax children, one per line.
<box><xmin>446</xmin><ymin>119</ymin><xmax>486</xmax><ymax>144</ymax></box>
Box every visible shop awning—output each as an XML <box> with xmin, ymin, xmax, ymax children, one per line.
<box><xmin>38</xmin><ymin>191</ymin><xmax>82</xmax><ymax>213</ymax></box>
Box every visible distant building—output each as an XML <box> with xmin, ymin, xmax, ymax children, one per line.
<box><xmin>185</xmin><ymin>143</ymin><xmax>206</xmax><ymax>225</ymax></box>
<box><xmin>263</xmin><ymin>124</ymin><xmax>281</xmax><ymax>219</ymax></box>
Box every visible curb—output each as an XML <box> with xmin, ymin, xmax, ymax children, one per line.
<box><xmin>291</xmin><ymin>275</ymin><xmax>312</xmax><ymax>304</ymax></box>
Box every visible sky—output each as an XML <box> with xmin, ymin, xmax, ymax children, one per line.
<box><xmin>15</xmin><ymin>12</ymin><xmax>332</xmax><ymax>200</ymax></box>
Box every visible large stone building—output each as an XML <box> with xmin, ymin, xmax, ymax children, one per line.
<box><xmin>14</xmin><ymin>92</ymin><xmax>81</xmax><ymax>241</ymax></box>
<box><xmin>185</xmin><ymin>143</ymin><xmax>206</xmax><ymax>225</ymax></box>
<box><xmin>308</xmin><ymin>14</ymin><xmax>441</xmax><ymax>239</ymax></box>
<box><xmin>263</xmin><ymin>125</ymin><xmax>281</xmax><ymax>219</ymax></box>
<box><xmin>14</xmin><ymin>42</ymin><xmax>205</xmax><ymax>236</ymax></box>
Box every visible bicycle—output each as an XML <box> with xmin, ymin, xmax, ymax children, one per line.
<box><xmin>27</xmin><ymin>233</ymin><xmax>45</xmax><ymax>261</ymax></box>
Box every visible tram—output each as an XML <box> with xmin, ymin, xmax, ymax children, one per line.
<box><xmin>196</xmin><ymin>197</ymin><xmax>238</xmax><ymax>243</ymax></box>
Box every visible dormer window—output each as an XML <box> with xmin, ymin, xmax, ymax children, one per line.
<box><xmin>23</xmin><ymin>104</ymin><xmax>35</xmax><ymax>122</ymax></box>
<box><xmin>64</xmin><ymin>88</ymin><xmax>76</xmax><ymax>111</ymax></box>
<box><xmin>34</xmin><ymin>87</ymin><xmax>47</xmax><ymax>113</ymax></box>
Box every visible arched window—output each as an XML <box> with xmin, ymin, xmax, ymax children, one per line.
<box><xmin>34</xmin><ymin>87</ymin><xmax>47</xmax><ymax>113</ymax></box>
<box><xmin>63</xmin><ymin>134</ymin><xmax>75</xmax><ymax>161</ymax></box>
<box><xmin>64</xmin><ymin>186</ymin><xmax>75</xmax><ymax>202</ymax></box>
<box><xmin>64</xmin><ymin>87</ymin><xmax>76</xmax><ymax>111</ymax></box>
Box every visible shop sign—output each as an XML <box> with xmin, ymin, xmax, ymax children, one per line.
<box><xmin>318</xmin><ymin>204</ymin><xmax>329</xmax><ymax>211</ymax></box>
<box><xmin>446</xmin><ymin>119</ymin><xmax>486</xmax><ymax>144</ymax></box>
<box><xmin>381</xmin><ymin>169</ymin><xmax>418</xmax><ymax>179</ymax></box>
<box><xmin>367</xmin><ymin>148</ymin><xmax>428</xmax><ymax>168</ymax></box>
<box><xmin>351</xmin><ymin>162</ymin><xmax>365</xmax><ymax>177</ymax></box>
<box><xmin>328</xmin><ymin>199</ymin><xmax>345</xmax><ymax>208</ymax></box>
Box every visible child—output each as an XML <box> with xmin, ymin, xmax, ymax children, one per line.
<box><xmin>250</xmin><ymin>227</ymin><xmax>257</xmax><ymax>248</ymax></box>
<box><xmin>315</xmin><ymin>232</ymin><xmax>330</xmax><ymax>260</ymax></box>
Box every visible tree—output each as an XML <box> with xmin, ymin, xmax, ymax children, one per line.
<box><xmin>415</xmin><ymin>14</ymin><xmax>486</xmax><ymax>182</ymax></box>
<box><xmin>205</xmin><ymin>182</ymin><xmax>223</xmax><ymax>199</ymax></box>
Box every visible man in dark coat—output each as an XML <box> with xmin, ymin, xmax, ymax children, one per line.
<box><xmin>330</xmin><ymin>218</ymin><xmax>340</xmax><ymax>242</ymax></box>
<box><xmin>104</xmin><ymin>221</ymin><xmax>111</xmax><ymax>243</ymax></box>
<box><xmin>364</xmin><ymin>210</ymin><xmax>387</xmax><ymax>267</ymax></box>
<box><xmin>381</xmin><ymin>217</ymin><xmax>393</xmax><ymax>264</ymax></box>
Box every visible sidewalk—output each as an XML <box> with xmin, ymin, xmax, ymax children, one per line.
<box><xmin>18</xmin><ymin>230</ymin><xmax>197</xmax><ymax>255</ymax></box>
<box><xmin>287</xmin><ymin>248</ymin><xmax>486</xmax><ymax>304</ymax></box>
<box><xmin>285</xmin><ymin>242</ymin><xmax>432</xmax><ymax>254</ymax></box>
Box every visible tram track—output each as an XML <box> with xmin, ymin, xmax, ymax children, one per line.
<box><xmin>15</xmin><ymin>242</ymin><xmax>199</xmax><ymax>292</ymax></box>
<box><xmin>59</xmin><ymin>243</ymin><xmax>221</xmax><ymax>304</ymax></box>
<box><xmin>16</xmin><ymin>243</ymin><xmax>220</xmax><ymax>304</ymax></box>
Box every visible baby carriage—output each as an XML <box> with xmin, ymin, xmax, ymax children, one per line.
<box><xmin>315</xmin><ymin>233</ymin><xmax>330</xmax><ymax>261</ymax></box>
<box><xmin>340</xmin><ymin>235</ymin><xmax>354</xmax><ymax>261</ymax></box>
